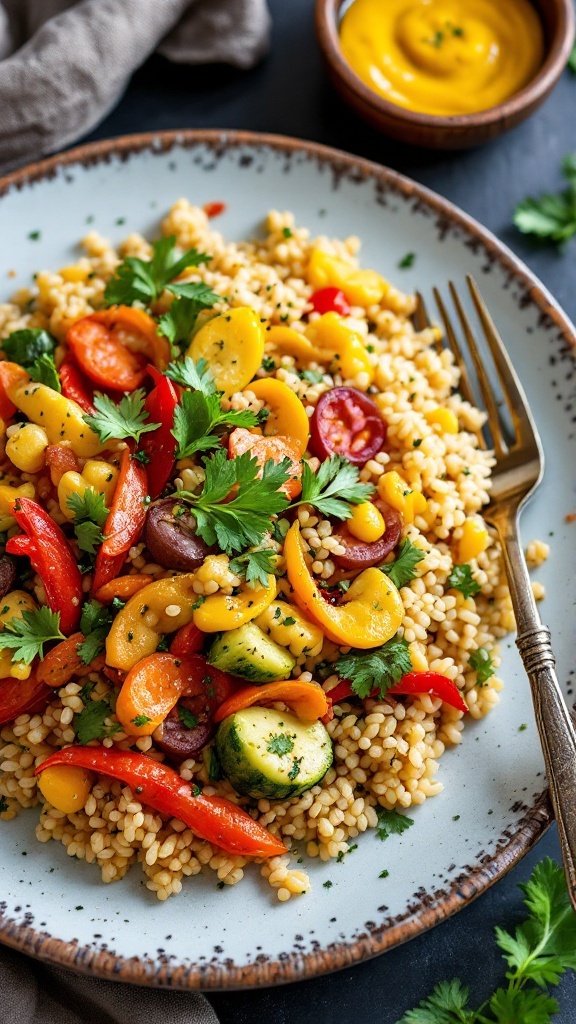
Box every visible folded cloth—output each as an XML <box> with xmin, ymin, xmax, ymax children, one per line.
<box><xmin>2</xmin><ymin>944</ymin><xmax>220</xmax><ymax>1024</ymax></box>
<box><xmin>0</xmin><ymin>0</ymin><xmax>271</xmax><ymax>175</ymax></box>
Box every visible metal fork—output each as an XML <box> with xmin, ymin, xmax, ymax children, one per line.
<box><xmin>416</xmin><ymin>275</ymin><xmax>576</xmax><ymax>910</ymax></box>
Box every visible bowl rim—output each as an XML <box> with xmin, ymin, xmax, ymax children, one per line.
<box><xmin>315</xmin><ymin>0</ymin><xmax>576</xmax><ymax>129</ymax></box>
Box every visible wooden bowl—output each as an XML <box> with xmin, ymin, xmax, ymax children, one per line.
<box><xmin>315</xmin><ymin>0</ymin><xmax>575</xmax><ymax>148</ymax></box>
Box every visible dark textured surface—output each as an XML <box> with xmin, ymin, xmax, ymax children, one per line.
<box><xmin>77</xmin><ymin>1</ymin><xmax>576</xmax><ymax>1019</ymax></box>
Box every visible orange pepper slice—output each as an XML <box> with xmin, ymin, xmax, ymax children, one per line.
<box><xmin>93</xmin><ymin>574</ymin><xmax>152</xmax><ymax>605</ymax></box>
<box><xmin>91</xmin><ymin>306</ymin><xmax>171</xmax><ymax>370</ymax></box>
<box><xmin>284</xmin><ymin>521</ymin><xmax>404</xmax><ymax>649</ymax></box>
<box><xmin>246</xmin><ymin>378</ymin><xmax>310</xmax><ymax>455</ymax></box>
<box><xmin>115</xmin><ymin>652</ymin><xmax>205</xmax><ymax>737</ymax></box>
<box><xmin>213</xmin><ymin>680</ymin><xmax>329</xmax><ymax>724</ymax></box>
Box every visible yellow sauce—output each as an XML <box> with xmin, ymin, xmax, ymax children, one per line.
<box><xmin>339</xmin><ymin>0</ymin><xmax>544</xmax><ymax>117</ymax></box>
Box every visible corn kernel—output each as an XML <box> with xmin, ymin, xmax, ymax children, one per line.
<box><xmin>38</xmin><ymin>765</ymin><xmax>94</xmax><ymax>814</ymax></box>
<box><xmin>425</xmin><ymin>407</ymin><xmax>459</xmax><ymax>434</ymax></box>
<box><xmin>457</xmin><ymin>517</ymin><xmax>489</xmax><ymax>562</ymax></box>
<box><xmin>347</xmin><ymin>501</ymin><xmax>385</xmax><ymax>542</ymax></box>
<box><xmin>59</xmin><ymin>265</ymin><xmax>89</xmax><ymax>283</ymax></box>
<box><xmin>0</xmin><ymin>481</ymin><xmax>35</xmax><ymax>531</ymax></box>
<box><xmin>81</xmin><ymin>459</ymin><xmax>119</xmax><ymax>506</ymax></box>
<box><xmin>5</xmin><ymin>422</ymin><xmax>49</xmax><ymax>474</ymax></box>
<box><xmin>58</xmin><ymin>470</ymin><xmax>89</xmax><ymax>519</ymax></box>
<box><xmin>377</xmin><ymin>471</ymin><xmax>427</xmax><ymax>524</ymax></box>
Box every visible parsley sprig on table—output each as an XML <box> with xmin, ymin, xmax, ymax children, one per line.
<box><xmin>175</xmin><ymin>448</ymin><xmax>291</xmax><ymax>555</ymax></box>
<box><xmin>0</xmin><ymin>607</ymin><xmax>65</xmax><ymax>664</ymax></box>
<box><xmin>83</xmin><ymin>390</ymin><xmax>160</xmax><ymax>445</ymax></box>
<box><xmin>384</xmin><ymin>538</ymin><xmax>425</xmax><ymax>589</ymax></box>
<box><xmin>514</xmin><ymin>154</ymin><xmax>576</xmax><ymax>247</ymax></box>
<box><xmin>397</xmin><ymin>858</ymin><xmax>576</xmax><ymax>1024</ymax></box>
<box><xmin>104</xmin><ymin>236</ymin><xmax>211</xmax><ymax>307</ymax></box>
<box><xmin>290</xmin><ymin>456</ymin><xmax>375</xmax><ymax>519</ymax></box>
<box><xmin>67</xmin><ymin>490</ymin><xmax>109</xmax><ymax>555</ymax></box>
<box><xmin>334</xmin><ymin>634</ymin><xmax>412</xmax><ymax>700</ymax></box>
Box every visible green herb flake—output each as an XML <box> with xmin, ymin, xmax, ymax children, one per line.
<box><xmin>75</xmin><ymin>699</ymin><xmax>120</xmax><ymax>744</ymax></box>
<box><xmin>384</xmin><ymin>538</ymin><xmax>424</xmax><ymax>589</ymax></box>
<box><xmin>469</xmin><ymin>646</ymin><xmax>495</xmax><ymax>685</ymax></box>
<box><xmin>267</xmin><ymin>733</ymin><xmax>295</xmax><ymax>757</ymax></box>
<box><xmin>323</xmin><ymin>880</ymin><xmax>333</xmax><ymax>889</ymax></box>
<box><xmin>178</xmin><ymin>706</ymin><xmax>198</xmax><ymax>730</ymax></box>
<box><xmin>335</xmin><ymin>634</ymin><xmax>412</xmax><ymax>700</ymax></box>
<box><xmin>379</xmin><ymin>869</ymin><xmax>390</xmax><ymax>878</ymax></box>
<box><xmin>288</xmin><ymin>756</ymin><xmax>303</xmax><ymax>781</ymax></box>
<box><xmin>131</xmin><ymin>714</ymin><xmax>151</xmax><ymax>727</ymax></box>
<box><xmin>398</xmin><ymin>252</ymin><xmax>416</xmax><ymax>269</ymax></box>
<box><xmin>447</xmin><ymin>563</ymin><xmax>481</xmax><ymax>599</ymax></box>
<box><xmin>0</xmin><ymin>607</ymin><xmax>65</xmax><ymax>664</ymax></box>
<box><xmin>375</xmin><ymin>807</ymin><xmax>415</xmax><ymax>842</ymax></box>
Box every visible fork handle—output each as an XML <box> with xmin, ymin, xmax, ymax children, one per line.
<box><xmin>496</xmin><ymin>514</ymin><xmax>576</xmax><ymax>909</ymax></box>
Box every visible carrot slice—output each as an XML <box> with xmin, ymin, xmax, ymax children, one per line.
<box><xmin>94</xmin><ymin>574</ymin><xmax>152</xmax><ymax>604</ymax></box>
<box><xmin>66</xmin><ymin>317</ymin><xmax>148</xmax><ymax>392</ymax></box>
<box><xmin>36</xmin><ymin>633</ymin><xmax>105</xmax><ymax>688</ymax></box>
<box><xmin>115</xmin><ymin>652</ymin><xmax>206</xmax><ymax>737</ymax></box>
<box><xmin>213</xmin><ymin>680</ymin><xmax>329</xmax><ymax>724</ymax></box>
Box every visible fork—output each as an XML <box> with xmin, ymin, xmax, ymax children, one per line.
<box><xmin>415</xmin><ymin>275</ymin><xmax>576</xmax><ymax>910</ymax></box>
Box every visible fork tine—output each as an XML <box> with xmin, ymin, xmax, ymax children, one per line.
<box><xmin>414</xmin><ymin>292</ymin><xmax>444</xmax><ymax>355</ymax></box>
<box><xmin>447</xmin><ymin>281</ymin><xmax>509</xmax><ymax>459</ymax></box>
<box><xmin>466</xmin><ymin>275</ymin><xmax>536</xmax><ymax>446</ymax></box>
<box><xmin>432</xmin><ymin>287</ymin><xmax>478</xmax><ymax>411</ymax></box>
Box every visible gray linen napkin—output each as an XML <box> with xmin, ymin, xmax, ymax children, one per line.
<box><xmin>2</xmin><ymin>945</ymin><xmax>220</xmax><ymax>1024</ymax></box>
<box><xmin>0</xmin><ymin>0</ymin><xmax>271</xmax><ymax>175</ymax></box>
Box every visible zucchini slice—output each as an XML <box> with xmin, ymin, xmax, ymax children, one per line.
<box><xmin>216</xmin><ymin>706</ymin><xmax>333</xmax><ymax>799</ymax></box>
<box><xmin>207</xmin><ymin>622</ymin><xmax>296</xmax><ymax>682</ymax></box>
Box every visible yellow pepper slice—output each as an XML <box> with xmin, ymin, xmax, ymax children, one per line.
<box><xmin>105</xmin><ymin>575</ymin><xmax>198</xmax><ymax>671</ymax></box>
<box><xmin>307</xmin><ymin>249</ymin><xmax>388</xmax><ymax>308</ymax></box>
<box><xmin>284</xmin><ymin>522</ymin><xmax>403</xmax><ymax>648</ymax></box>
<box><xmin>377</xmin><ymin>471</ymin><xmax>427</xmax><ymax>525</ymax></box>
<box><xmin>4</xmin><ymin>371</ymin><xmax>103</xmax><ymax>458</ymax></box>
<box><xmin>193</xmin><ymin>574</ymin><xmax>277</xmax><ymax>632</ymax></box>
<box><xmin>246</xmin><ymin>378</ymin><xmax>310</xmax><ymax>454</ymax></box>
<box><xmin>188</xmin><ymin>307</ymin><xmax>265</xmax><ymax>395</ymax></box>
<box><xmin>305</xmin><ymin>312</ymin><xmax>374</xmax><ymax>384</ymax></box>
<box><xmin>266</xmin><ymin>325</ymin><xmax>323</xmax><ymax>363</ymax></box>
<box><xmin>0</xmin><ymin>481</ymin><xmax>35</xmax><ymax>531</ymax></box>
<box><xmin>456</xmin><ymin>517</ymin><xmax>489</xmax><ymax>562</ymax></box>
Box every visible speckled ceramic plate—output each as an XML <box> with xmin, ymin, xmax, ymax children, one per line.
<box><xmin>0</xmin><ymin>131</ymin><xmax>575</xmax><ymax>990</ymax></box>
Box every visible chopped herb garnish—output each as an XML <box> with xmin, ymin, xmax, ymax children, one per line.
<box><xmin>290</xmin><ymin>455</ymin><xmax>374</xmax><ymax>520</ymax></box>
<box><xmin>229</xmin><ymin>548</ymin><xmax>277</xmax><ymax>588</ymax></box>
<box><xmin>84</xmin><ymin>390</ymin><xmax>160</xmax><ymax>445</ymax></box>
<box><xmin>132</xmin><ymin>714</ymin><xmax>151</xmax><ymax>727</ymax></box>
<box><xmin>267</xmin><ymin>733</ymin><xmax>295</xmax><ymax>757</ymax></box>
<box><xmin>398</xmin><ymin>252</ymin><xmax>416</xmax><ymax>269</ymax></box>
<box><xmin>447</xmin><ymin>563</ymin><xmax>481</xmax><ymax>599</ymax></box>
<box><xmin>178</xmin><ymin>706</ymin><xmax>198</xmax><ymax>730</ymax></box>
<box><xmin>75</xmin><ymin>699</ymin><xmax>120</xmax><ymax>744</ymax></box>
<box><xmin>0</xmin><ymin>607</ymin><xmax>65</xmax><ymax>664</ymax></box>
<box><xmin>335</xmin><ymin>634</ymin><xmax>412</xmax><ymax>700</ymax></box>
<box><xmin>67</xmin><ymin>489</ymin><xmax>109</xmax><ymax>556</ymax></box>
<box><xmin>171</xmin><ymin>386</ymin><xmax>257</xmax><ymax>460</ymax></box>
<box><xmin>288</xmin><ymin>756</ymin><xmax>303</xmax><ymax>781</ymax></box>
<box><xmin>469</xmin><ymin>647</ymin><xmax>495</xmax><ymax>684</ymax></box>
<box><xmin>323</xmin><ymin>880</ymin><xmax>333</xmax><ymax>889</ymax></box>
<box><xmin>375</xmin><ymin>807</ymin><xmax>415</xmax><ymax>841</ymax></box>
<box><xmin>384</xmin><ymin>538</ymin><xmax>425</xmax><ymax>589</ymax></box>
<box><xmin>104</xmin><ymin>235</ymin><xmax>211</xmax><ymax>307</ymax></box>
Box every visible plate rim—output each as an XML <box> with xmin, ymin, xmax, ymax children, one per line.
<box><xmin>0</xmin><ymin>128</ymin><xmax>572</xmax><ymax>990</ymax></box>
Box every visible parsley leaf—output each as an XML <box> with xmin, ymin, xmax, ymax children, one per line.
<box><xmin>77</xmin><ymin>600</ymin><xmax>115</xmax><ymax>665</ymax></box>
<box><xmin>158</xmin><ymin>283</ymin><xmax>222</xmax><ymax>351</ymax></box>
<box><xmin>447</xmin><ymin>564</ymin><xmax>481</xmax><ymax>599</ymax></box>
<box><xmin>75</xmin><ymin>699</ymin><xmax>120</xmax><ymax>744</ymax></box>
<box><xmin>67</xmin><ymin>490</ymin><xmax>109</xmax><ymax>555</ymax></box>
<box><xmin>288</xmin><ymin>756</ymin><xmax>303</xmax><ymax>781</ymax></box>
<box><xmin>335</xmin><ymin>634</ymin><xmax>412</xmax><ymax>700</ymax></box>
<box><xmin>178</xmin><ymin>706</ymin><xmax>198</xmax><ymax>730</ymax></box>
<box><xmin>0</xmin><ymin>794</ymin><xmax>9</xmax><ymax>814</ymax></box>
<box><xmin>177</xmin><ymin>448</ymin><xmax>290</xmax><ymax>555</ymax></box>
<box><xmin>104</xmin><ymin>236</ymin><xmax>210</xmax><ymax>307</ymax></box>
<box><xmin>469</xmin><ymin>647</ymin><xmax>494</xmax><ymax>684</ymax></box>
<box><xmin>384</xmin><ymin>538</ymin><xmax>425</xmax><ymax>589</ymax></box>
<box><xmin>397</xmin><ymin>979</ymin><xmax>473</xmax><ymax>1023</ymax></box>
<box><xmin>398</xmin><ymin>252</ymin><xmax>416</xmax><ymax>269</ymax></box>
<box><xmin>229</xmin><ymin>548</ymin><xmax>277</xmax><ymax>588</ymax></box>
<box><xmin>1</xmin><ymin>328</ymin><xmax>56</xmax><ymax>364</ymax></box>
<box><xmin>0</xmin><ymin>607</ymin><xmax>65</xmax><ymax>664</ymax></box>
<box><xmin>83</xmin><ymin>390</ymin><xmax>160</xmax><ymax>445</ymax></box>
<box><xmin>172</xmin><ymin>389</ymin><xmax>257</xmax><ymax>459</ymax></box>
<box><xmin>514</xmin><ymin>154</ymin><xmax>576</xmax><ymax>246</ymax></box>
<box><xmin>165</xmin><ymin>356</ymin><xmax>217</xmax><ymax>395</ymax></box>
<box><xmin>488</xmin><ymin>987</ymin><xmax>558</xmax><ymax>1024</ymax></box>
<box><xmin>132</xmin><ymin>714</ymin><xmax>151</xmax><ymax>727</ymax></box>
<box><xmin>28</xmin><ymin>353</ymin><xmax>61</xmax><ymax>392</ymax></box>
<box><xmin>375</xmin><ymin>807</ymin><xmax>415</xmax><ymax>842</ymax></box>
<box><xmin>267</xmin><ymin>733</ymin><xmax>295</xmax><ymax>756</ymax></box>
<box><xmin>569</xmin><ymin>41</ymin><xmax>576</xmax><ymax>74</ymax></box>
<box><xmin>292</xmin><ymin>455</ymin><xmax>374</xmax><ymax>520</ymax></box>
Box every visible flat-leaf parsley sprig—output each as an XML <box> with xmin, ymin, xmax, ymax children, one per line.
<box><xmin>229</xmin><ymin>548</ymin><xmax>278</xmax><ymax>588</ymax></box>
<box><xmin>334</xmin><ymin>634</ymin><xmax>412</xmax><ymax>700</ymax></box>
<box><xmin>104</xmin><ymin>236</ymin><xmax>211</xmax><ymax>307</ymax></box>
<box><xmin>289</xmin><ymin>455</ymin><xmax>375</xmax><ymax>520</ymax></box>
<box><xmin>158</xmin><ymin>282</ymin><xmax>223</xmax><ymax>352</ymax></box>
<box><xmin>0</xmin><ymin>606</ymin><xmax>65</xmax><ymax>664</ymax></box>
<box><xmin>83</xmin><ymin>391</ymin><xmax>160</xmax><ymax>445</ymax></box>
<box><xmin>174</xmin><ymin>448</ymin><xmax>291</xmax><ymax>555</ymax></box>
<box><xmin>397</xmin><ymin>858</ymin><xmax>576</xmax><ymax>1024</ymax></box>
<box><xmin>514</xmin><ymin>154</ymin><xmax>576</xmax><ymax>248</ymax></box>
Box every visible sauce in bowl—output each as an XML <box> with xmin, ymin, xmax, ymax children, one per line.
<box><xmin>339</xmin><ymin>0</ymin><xmax>545</xmax><ymax>117</ymax></box>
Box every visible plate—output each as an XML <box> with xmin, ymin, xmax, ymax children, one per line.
<box><xmin>0</xmin><ymin>131</ymin><xmax>574</xmax><ymax>989</ymax></box>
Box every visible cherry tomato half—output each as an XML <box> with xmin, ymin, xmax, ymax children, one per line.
<box><xmin>310</xmin><ymin>386</ymin><xmax>386</xmax><ymax>466</ymax></box>
<box><xmin>0</xmin><ymin>674</ymin><xmax>52</xmax><ymax>726</ymax></box>
<box><xmin>309</xmin><ymin>287</ymin><xmax>351</xmax><ymax>317</ymax></box>
<box><xmin>332</xmin><ymin>499</ymin><xmax>402</xmax><ymax>570</ymax></box>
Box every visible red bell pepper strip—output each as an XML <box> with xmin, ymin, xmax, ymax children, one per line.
<box><xmin>5</xmin><ymin>497</ymin><xmax>83</xmax><ymax>634</ymax></box>
<box><xmin>309</xmin><ymin>287</ymin><xmax>351</xmax><ymax>317</ymax></box>
<box><xmin>140</xmin><ymin>367</ymin><xmax>178</xmax><ymax>500</ymax></box>
<box><xmin>59</xmin><ymin>358</ymin><xmax>96</xmax><ymax>414</ymax></box>
<box><xmin>169</xmin><ymin>621</ymin><xmax>205</xmax><ymax>658</ymax></box>
<box><xmin>91</xmin><ymin>449</ymin><xmax>148</xmax><ymax>593</ymax></box>
<box><xmin>0</xmin><ymin>673</ymin><xmax>52</xmax><ymax>726</ymax></box>
<box><xmin>34</xmin><ymin>747</ymin><xmax>287</xmax><ymax>858</ymax></box>
<box><xmin>328</xmin><ymin>671</ymin><xmax>468</xmax><ymax>713</ymax></box>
